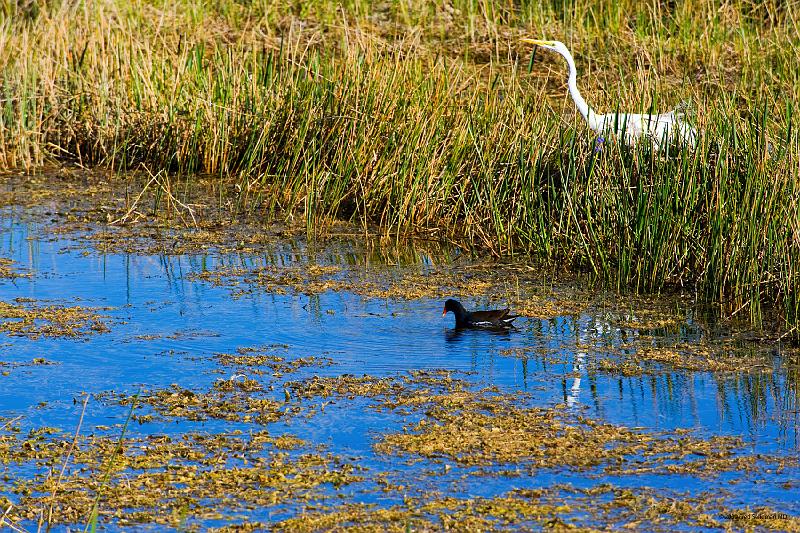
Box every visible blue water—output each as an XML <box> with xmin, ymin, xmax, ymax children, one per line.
<box><xmin>0</xmin><ymin>212</ymin><xmax>798</xmax><ymax>529</ymax></box>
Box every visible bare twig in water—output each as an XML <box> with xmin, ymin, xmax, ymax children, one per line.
<box><xmin>0</xmin><ymin>503</ymin><xmax>26</xmax><ymax>533</ymax></box>
<box><xmin>111</xmin><ymin>168</ymin><xmax>197</xmax><ymax>228</ymax></box>
<box><xmin>44</xmin><ymin>394</ymin><xmax>90</xmax><ymax>529</ymax></box>
<box><xmin>0</xmin><ymin>415</ymin><xmax>23</xmax><ymax>431</ymax></box>
<box><xmin>110</xmin><ymin>169</ymin><xmax>160</xmax><ymax>226</ymax></box>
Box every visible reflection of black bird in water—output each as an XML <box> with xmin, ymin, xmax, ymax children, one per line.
<box><xmin>444</xmin><ymin>327</ymin><xmax>514</xmax><ymax>343</ymax></box>
<box><xmin>442</xmin><ymin>299</ymin><xmax>519</xmax><ymax>329</ymax></box>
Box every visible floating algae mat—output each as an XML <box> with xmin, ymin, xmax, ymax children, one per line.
<box><xmin>0</xmin><ymin>177</ymin><xmax>798</xmax><ymax>531</ymax></box>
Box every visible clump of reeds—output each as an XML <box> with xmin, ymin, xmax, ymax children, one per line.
<box><xmin>1</xmin><ymin>0</ymin><xmax>798</xmax><ymax>331</ymax></box>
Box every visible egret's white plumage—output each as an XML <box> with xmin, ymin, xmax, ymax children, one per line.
<box><xmin>521</xmin><ymin>39</ymin><xmax>697</xmax><ymax>151</ymax></box>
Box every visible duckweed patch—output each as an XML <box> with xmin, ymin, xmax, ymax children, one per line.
<box><xmin>0</xmin><ymin>258</ymin><xmax>29</xmax><ymax>280</ymax></box>
<box><xmin>276</xmin><ymin>485</ymin><xmax>785</xmax><ymax>531</ymax></box>
<box><xmin>110</xmin><ymin>383</ymin><xmax>288</xmax><ymax>426</ymax></box>
<box><xmin>375</xmin><ymin>392</ymin><xmax>757</xmax><ymax>476</ymax></box>
<box><xmin>0</xmin><ymin>298</ymin><xmax>111</xmax><ymax>338</ymax></box>
<box><xmin>588</xmin><ymin>341</ymin><xmax>775</xmax><ymax>376</ymax></box>
<box><xmin>0</xmin><ymin>358</ymin><xmax>59</xmax><ymax>376</ymax></box>
<box><xmin>416</xmin><ymin>486</ymin><xmax>729</xmax><ymax>530</ymax></box>
<box><xmin>276</xmin><ymin>504</ymin><xmax>436</xmax><ymax>532</ymax></box>
<box><xmin>0</xmin><ymin>171</ymin><xmax>288</xmax><ymax>256</ymax></box>
<box><xmin>101</xmin><ymin>346</ymin><xmax>346</xmax><ymax>425</ymax></box>
<box><xmin>635</xmin><ymin>343</ymin><xmax>769</xmax><ymax>373</ymax></box>
<box><xmin>0</xmin><ymin>427</ymin><xmax>361</xmax><ymax>529</ymax></box>
<box><xmin>0</xmin><ymin>172</ymin><xmax>115</xmax><ymax>211</ymax></box>
<box><xmin>106</xmin><ymin>369</ymin><xmax>478</xmax><ymax>432</ymax></box>
<box><xmin>77</xmin><ymin>219</ymin><xmax>284</xmax><ymax>256</ymax></box>
<box><xmin>190</xmin><ymin>263</ymin><xmax>501</xmax><ymax>301</ymax></box>
<box><xmin>610</xmin><ymin>304</ymin><xmax>687</xmax><ymax>331</ymax></box>
<box><xmin>286</xmin><ymin>370</ymin><xmax>473</xmax><ymax>408</ymax></box>
<box><xmin>510</xmin><ymin>286</ymin><xmax>592</xmax><ymax>319</ymax></box>
<box><xmin>215</xmin><ymin>346</ymin><xmax>335</xmax><ymax>377</ymax></box>
<box><xmin>280</xmin><ymin>371</ymin><xmax>781</xmax><ymax>480</ymax></box>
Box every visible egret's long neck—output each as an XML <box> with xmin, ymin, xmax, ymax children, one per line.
<box><xmin>560</xmin><ymin>48</ymin><xmax>599</xmax><ymax>130</ymax></box>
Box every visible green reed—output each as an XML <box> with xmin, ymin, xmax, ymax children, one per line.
<box><xmin>1</xmin><ymin>0</ymin><xmax>798</xmax><ymax>331</ymax></box>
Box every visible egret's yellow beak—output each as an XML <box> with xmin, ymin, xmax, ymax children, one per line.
<box><xmin>520</xmin><ymin>38</ymin><xmax>555</xmax><ymax>46</ymax></box>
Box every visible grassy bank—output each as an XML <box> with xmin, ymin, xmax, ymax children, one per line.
<box><xmin>1</xmin><ymin>0</ymin><xmax>799</xmax><ymax>329</ymax></box>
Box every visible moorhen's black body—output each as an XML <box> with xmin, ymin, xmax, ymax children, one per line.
<box><xmin>442</xmin><ymin>299</ymin><xmax>518</xmax><ymax>329</ymax></box>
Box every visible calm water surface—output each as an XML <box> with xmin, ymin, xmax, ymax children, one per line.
<box><xmin>1</xmin><ymin>212</ymin><xmax>798</xmax><ymax>528</ymax></box>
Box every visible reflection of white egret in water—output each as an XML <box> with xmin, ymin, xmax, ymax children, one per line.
<box><xmin>566</xmin><ymin>314</ymin><xmax>609</xmax><ymax>408</ymax></box>
<box><xmin>566</xmin><ymin>315</ymin><xmax>589</xmax><ymax>408</ymax></box>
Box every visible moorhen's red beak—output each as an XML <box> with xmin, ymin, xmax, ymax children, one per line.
<box><xmin>442</xmin><ymin>309</ymin><xmax>446</xmax><ymax>316</ymax></box>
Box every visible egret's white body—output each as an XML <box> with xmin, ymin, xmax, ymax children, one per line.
<box><xmin>522</xmin><ymin>39</ymin><xmax>697</xmax><ymax>151</ymax></box>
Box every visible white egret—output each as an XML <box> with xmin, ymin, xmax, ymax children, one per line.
<box><xmin>521</xmin><ymin>39</ymin><xmax>697</xmax><ymax>151</ymax></box>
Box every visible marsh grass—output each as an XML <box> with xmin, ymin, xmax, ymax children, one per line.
<box><xmin>1</xmin><ymin>0</ymin><xmax>799</xmax><ymax>329</ymax></box>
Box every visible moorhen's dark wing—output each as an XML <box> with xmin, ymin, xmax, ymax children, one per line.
<box><xmin>466</xmin><ymin>308</ymin><xmax>518</xmax><ymax>327</ymax></box>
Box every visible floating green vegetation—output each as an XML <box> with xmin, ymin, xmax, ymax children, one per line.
<box><xmin>215</xmin><ymin>345</ymin><xmax>335</xmax><ymax>377</ymax></box>
<box><xmin>0</xmin><ymin>357</ymin><xmax>59</xmax><ymax>377</ymax></box>
<box><xmin>104</xmin><ymin>346</ymin><xmax>339</xmax><ymax>425</ymax></box>
<box><xmin>0</xmin><ymin>258</ymin><xmax>30</xmax><ymax>280</ymax></box>
<box><xmin>282</xmin><ymin>371</ymin><xmax>796</xmax><ymax>485</ymax></box>
<box><xmin>614</xmin><ymin>307</ymin><xmax>685</xmax><ymax>331</ymax></box>
<box><xmin>276</xmin><ymin>485</ymin><xmax>800</xmax><ymax>531</ymax></box>
<box><xmin>374</xmin><ymin>391</ymin><xmax>759</xmax><ymax>476</ymax></box>
<box><xmin>286</xmin><ymin>370</ymin><xmax>472</xmax><ymax>407</ymax></box>
<box><xmin>0</xmin><ymin>171</ymin><xmax>114</xmax><ymax>210</ymax></box>
<box><xmin>111</xmin><ymin>382</ymin><xmax>288</xmax><ymax>425</ymax></box>
<box><xmin>276</xmin><ymin>504</ymin><xmax>436</xmax><ymax>532</ymax></box>
<box><xmin>0</xmin><ymin>298</ymin><xmax>111</xmax><ymax>338</ymax></box>
<box><xmin>413</xmin><ymin>486</ymin><xmax>732</xmax><ymax>531</ymax></box>
<box><xmin>190</xmin><ymin>263</ymin><xmax>499</xmax><ymax>301</ymax></box>
<box><xmin>3</xmin><ymin>415</ymin><xmax>795</xmax><ymax>532</ymax></box>
<box><xmin>86</xmin><ymin>218</ymin><xmax>287</xmax><ymax>256</ymax></box>
<box><xmin>0</xmin><ymin>427</ymin><xmax>361</xmax><ymax>529</ymax></box>
<box><xmin>590</xmin><ymin>342</ymin><xmax>775</xmax><ymax>376</ymax></box>
<box><xmin>109</xmin><ymin>369</ymin><xmax>468</xmax><ymax>428</ymax></box>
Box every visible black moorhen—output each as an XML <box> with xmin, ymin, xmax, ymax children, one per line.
<box><xmin>442</xmin><ymin>299</ymin><xmax>518</xmax><ymax>329</ymax></box>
